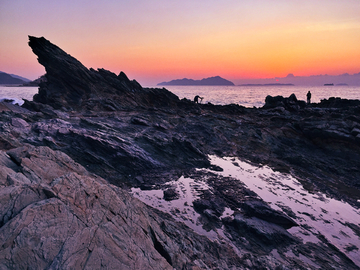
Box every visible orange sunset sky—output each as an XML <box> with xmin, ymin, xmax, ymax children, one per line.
<box><xmin>1</xmin><ymin>0</ymin><xmax>360</xmax><ymax>86</ymax></box>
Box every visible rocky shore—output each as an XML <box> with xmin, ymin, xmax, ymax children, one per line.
<box><xmin>0</xmin><ymin>36</ymin><xmax>360</xmax><ymax>269</ymax></box>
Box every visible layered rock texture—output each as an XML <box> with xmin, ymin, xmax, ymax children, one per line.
<box><xmin>0</xmin><ymin>146</ymin><xmax>244</xmax><ymax>269</ymax></box>
<box><xmin>0</xmin><ymin>36</ymin><xmax>360</xmax><ymax>269</ymax></box>
<box><xmin>28</xmin><ymin>36</ymin><xmax>179</xmax><ymax>110</ymax></box>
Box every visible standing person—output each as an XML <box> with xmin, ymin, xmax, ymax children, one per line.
<box><xmin>306</xmin><ymin>91</ymin><xmax>311</xmax><ymax>104</ymax></box>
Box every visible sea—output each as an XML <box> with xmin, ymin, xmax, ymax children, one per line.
<box><xmin>1</xmin><ymin>84</ymin><xmax>360</xmax><ymax>107</ymax></box>
<box><xmin>0</xmin><ymin>86</ymin><xmax>39</xmax><ymax>105</ymax></box>
<box><xmin>161</xmin><ymin>85</ymin><xmax>360</xmax><ymax>107</ymax></box>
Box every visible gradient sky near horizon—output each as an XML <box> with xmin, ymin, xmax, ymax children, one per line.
<box><xmin>1</xmin><ymin>0</ymin><xmax>360</xmax><ymax>85</ymax></box>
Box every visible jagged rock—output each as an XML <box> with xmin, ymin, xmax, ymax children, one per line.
<box><xmin>11</xmin><ymin>118</ymin><xmax>30</xmax><ymax>129</ymax></box>
<box><xmin>193</xmin><ymin>197</ymin><xmax>225</xmax><ymax>217</ymax></box>
<box><xmin>240</xmin><ymin>200</ymin><xmax>298</xmax><ymax>229</ymax></box>
<box><xmin>163</xmin><ymin>188</ymin><xmax>179</xmax><ymax>201</ymax></box>
<box><xmin>28</xmin><ymin>36</ymin><xmax>180</xmax><ymax>111</ymax></box>
<box><xmin>226</xmin><ymin>213</ymin><xmax>297</xmax><ymax>246</ymax></box>
<box><xmin>203</xmin><ymin>209</ymin><xmax>220</xmax><ymax>221</ymax></box>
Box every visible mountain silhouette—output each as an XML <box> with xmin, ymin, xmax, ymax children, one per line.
<box><xmin>0</xmin><ymin>72</ymin><xmax>28</xmax><ymax>84</ymax></box>
<box><xmin>158</xmin><ymin>76</ymin><xmax>234</xmax><ymax>86</ymax></box>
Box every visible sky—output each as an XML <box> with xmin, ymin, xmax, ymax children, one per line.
<box><xmin>1</xmin><ymin>0</ymin><xmax>360</xmax><ymax>86</ymax></box>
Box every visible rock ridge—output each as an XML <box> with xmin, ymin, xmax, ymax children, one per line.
<box><xmin>28</xmin><ymin>36</ymin><xmax>180</xmax><ymax>111</ymax></box>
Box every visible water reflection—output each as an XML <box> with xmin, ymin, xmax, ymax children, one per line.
<box><xmin>163</xmin><ymin>85</ymin><xmax>360</xmax><ymax>107</ymax></box>
<box><xmin>131</xmin><ymin>176</ymin><xmax>222</xmax><ymax>239</ymax></box>
<box><xmin>131</xmin><ymin>155</ymin><xmax>360</xmax><ymax>266</ymax></box>
<box><xmin>208</xmin><ymin>156</ymin><xmax>360</xmax><ymax>267</ymax></box>
<box><xmin>0</xmin><ymin>86</ymin><xmax>38</xmax><ymax>105</ymax></box>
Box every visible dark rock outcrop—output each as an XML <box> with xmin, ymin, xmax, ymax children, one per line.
<box><xmin>28</xmin><ymin>36</ymin><xmax>180</xmax><ymax>111</ymax></box>
<box><xmin>318</xmin><ymin>96</ymin><xmax>360</xmax><ymax>108</ymax></box>
<box><xmin>163</xmin><ymin>188</ymin><xmax>180</xmax><ymax>201</ymax></box>
<box><xmin>263</xmin><ymin>93</ymin><xmax>306</xmax><ymax>111</ymax></box>
<box><xmin>20</xmin><ymin>74</ymin><xmax>47</xmax><ymax>86</ymax></box>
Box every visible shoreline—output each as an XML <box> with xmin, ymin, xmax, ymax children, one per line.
<box><xmin>1</xmin><ymin>36</ymin><xmax>360</xmax><ymax>269</ymax></box>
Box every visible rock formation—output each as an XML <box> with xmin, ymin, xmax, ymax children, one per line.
<box><xmin>28</xmin><ymin>36</ymin><xmax>179</xmax><ymax>111</ymax></box>
<box><xmin>0</xmin><ymin>36</ymin><xmax>360</xmax><ymax>269</ymax></box>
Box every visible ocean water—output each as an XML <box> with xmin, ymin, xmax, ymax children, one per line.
<box><xmin>160</xmin><ymin>85</ymin><xmax>360</xmax><ymax>107</ymax></box>
<box><xmin>1</xmin><ymin>84</ymin><xmax>360</xmax><ymax>108</ymax></box>
<box><xmin>0</xmin><ymin>86</ymin><xmax>38</xmax><ymax>105</ymax></box>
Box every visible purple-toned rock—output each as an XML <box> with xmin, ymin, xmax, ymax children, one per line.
<box><xmin>163</xmin><ymin>188</ymin><xmax>179</xmax><ymax>201</ymax></box>
<box><xmin>0</xmin><ymin>146</ymin><xmax>242</xmax><ymax>269</ymax></box>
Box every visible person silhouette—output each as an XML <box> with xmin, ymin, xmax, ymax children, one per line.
<box><xmin>194</xmin><ymin>95</ymin><xmax>203</xmax><ymax>103</ymax></box>
<box><xmin>306</xmin><ymin>91</ymin><xmax>311</xmax><ymax>104</ymax></box>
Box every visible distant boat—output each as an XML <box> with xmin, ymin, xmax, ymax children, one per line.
<box><xmin>324</xmin><ymin>83</ymin><xmax>334</xmax><ymax>86</ymax></box>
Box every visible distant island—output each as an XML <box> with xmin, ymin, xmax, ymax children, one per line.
<box><xmin>0</xmin><ymin>71</ymin><xmax>44</xmax><ymax>86</ymax></box>
<box><xmin>158</xmin><ymin>76</ymin><xmax>234</xmax><ymax>86</ymax></box>
<box><xmin>0</xmin><ymin>71</ymin><xmax>29</xmax><ymax>85</ymax></box>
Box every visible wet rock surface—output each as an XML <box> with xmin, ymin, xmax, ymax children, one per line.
<box><xmin>0</xmin><ymin>36</ymin><xmax>360</xmax><ymax>269</ymax></box>
<box><xmin>0</xmin><ymin>146</ymin><xmax>245</xmax><ymax>269</ymax></box>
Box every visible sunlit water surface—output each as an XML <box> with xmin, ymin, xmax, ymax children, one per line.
<box><xmin>131</xmin><ymin>156</ymin><xmax>360</xmax><ymax>267</ymax></box>
<box><xmin>161</xmin><ymin>85</ymin><xmax>360</xmax><ymax>107</ymax></box>
<box><xmin>0</xmin><ymin>86</ymin><xmax>38</xmax><ymax>105</ymax></box>
<box><xmin>2</xmin><ymin>85</ymin><xmax>360</xmax><ymax>108</ymax></box>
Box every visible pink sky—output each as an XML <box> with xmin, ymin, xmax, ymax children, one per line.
<box><xmin>1</xmin><ymin>0</ymin><xmax>360</xmax><ymax>86</ymax></box>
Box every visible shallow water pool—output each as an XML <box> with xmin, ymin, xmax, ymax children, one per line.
<box><xmin>131</xmin><ymin>155</ymin><xmax>360</xmax><ymax>267</ymax></box>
